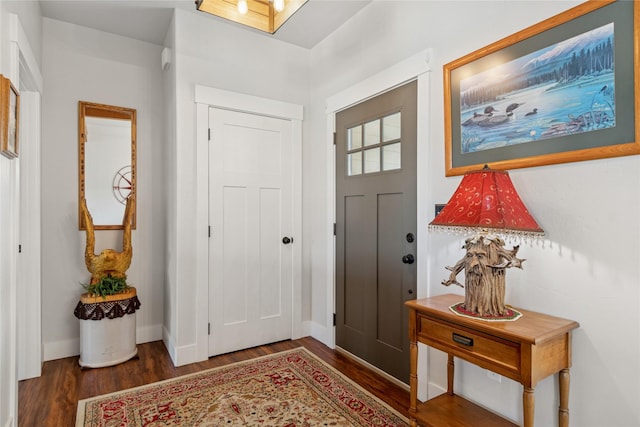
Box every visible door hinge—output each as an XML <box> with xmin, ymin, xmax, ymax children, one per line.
<box><xmin>333</xmin><ymin>132</ymin><xmax>336</xmax><ymax>145</ymax></box>
<box><xmin>333</xmin><ymin>223</ymin><xmax>336</xmax><ymax>236</ymax></box>
<box><xmin>208</xmin><ymin>226</ymin><xmax>211</xmax><ymax>238</ymax></box>
<box><xmin>208</xmin><ymin>322</ymin><xmax>211</xmax><ymax>335</ymax></box>
<box><xmin>18</xmin><ymin>244</ymin><xmax>21</xmax><ymax>253</ymax></box>
<box><xmin>208</xmin><ymin>128</ymin><xmax>211</xmax><ymax>141</ymax></box>
<box><xmin>333</xmin><ymin>313</ymin><xmax>336</xmax><ymax>326</ymax></box>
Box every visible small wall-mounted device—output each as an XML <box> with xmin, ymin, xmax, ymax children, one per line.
<box><xmin>161</xmin><ymin>47</ymin><xmax>171</xmax><ymax>71</ymax></box>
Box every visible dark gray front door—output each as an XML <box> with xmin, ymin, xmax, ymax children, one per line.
<box><xmin>335</xmin><ymin>80</ymin><xmax>417</xmax><ymax>383</ymax></box>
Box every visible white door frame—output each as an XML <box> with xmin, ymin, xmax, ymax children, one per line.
<box><xmin>324</xmin><ymin>49</ymin><xmax>432</xmax><ymax>397</ymax></box>
<box><xmin>194</xmin><ymin>86</ymin><xmax>304</xmax><ymax>362</ymax></box>
<box><xmin>10</xmin><ymin>12</ymin><xmax>44</xmax><ymax>383</ymax></box>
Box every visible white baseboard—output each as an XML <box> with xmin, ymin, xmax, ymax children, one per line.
<box><xmin>162</xmin><ymin>325</ymin><xmax>202</xmax><ymax>367</ymax></box>
<box><xmin>43</xmin><ymin>323</ymin><xmax>164</xmax><ymax>362</ymax></box>
<box><xmin>136</xmin><ymin>324</ymin><xmax>163</xmax><ymax>343</ymax></box>
<box><xmin>172</xmin><ymin>343</ymin><xmax>199</xmax><ymax>366</ymax></box>
<box><xmin>43</xmin><ymin>337</ymin><xmax>79</xmax><ymax>361</ymax></box>
<box><xmin>427</xmin><ymin>381</ymin><xmax>446</xmax><ymax>399</ymax></box>
<box><xmin>161</xmin><ymin>321</ymin><xmax>317</xmax><ymax>369</ymax></box>
<box><xmin>293</xmin><ymin>320</ymin><xmax>312</xmax><ymax>340</ymax></box>
<box><xmin>162</xmin><ymin>326</ymin><xmax>176</xmax><ymax>364</ymax></box>
<box><xmin>308</xmin><ymin>320</ymin><xmax>334</xmax><ymax>349</ymax></box>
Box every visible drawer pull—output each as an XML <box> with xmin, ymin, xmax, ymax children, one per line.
<box><xmin>452</xmin><ymin>333</ymin><xmax>474</xmax><ymax>347</ymax></box>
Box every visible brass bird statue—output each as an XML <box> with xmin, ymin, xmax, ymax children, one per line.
<box><xmin>81</xmin><ymin>196</ymin><xmax>134</xmax><ymax>285</ymax></box>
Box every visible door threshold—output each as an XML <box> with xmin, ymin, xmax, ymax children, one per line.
<box><xmin>335</xmin><ymin>346</ymin><xmax>409</xmax><ymax>391</ymax></box>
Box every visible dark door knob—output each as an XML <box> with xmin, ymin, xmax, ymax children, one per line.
<box><xmin>402</xmin><ymin>254</ymin><xmax>415</xmax><ymax>264</ymax></box>
<box><xmin>282</xmin><ymin>236</ymin><xmax>293</xmax><ymax>244</ymax></box>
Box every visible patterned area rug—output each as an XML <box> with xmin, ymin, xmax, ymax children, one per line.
<box><xmin>76</xmin><ymin>347</ymin><xmax>408</xmax><ymax>426</ymax></box>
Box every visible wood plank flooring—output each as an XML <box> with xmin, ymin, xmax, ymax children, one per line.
<box><xmin>18</xmin><ymin>337</ymin><xmax>410</xmax><ymax>426</ymax></box>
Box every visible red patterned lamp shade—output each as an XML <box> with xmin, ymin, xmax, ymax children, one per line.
<box><xmin>430</xmin><ymin>166</ymin><xmax>544</xmax><ymax>237</ymax></box>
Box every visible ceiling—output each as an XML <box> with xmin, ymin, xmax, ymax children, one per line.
<box><xmin>38</xmin><ymin>0</ymin><xmax>370</xmax><ymax>49</ymax></box>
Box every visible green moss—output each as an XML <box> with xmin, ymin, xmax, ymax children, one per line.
<box><xmin>82</xmin><ymin>275</ymin><xmax>129</xmax><ymax>298</ymax></box>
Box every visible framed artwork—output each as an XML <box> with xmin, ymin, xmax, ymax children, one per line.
<box><xmin>0</xmin><ymin>75</ymin><xmax>19</xmax><ymax>159</ymax></box>
<box><xmin>444</xmin><ymin>0</ymin><xmax>639</xmax><ymax>176</ymax></box>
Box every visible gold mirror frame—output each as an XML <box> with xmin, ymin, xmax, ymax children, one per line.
<box><xmin>78</xmin><ymin>101</ymin><xmax>136</xmax><ymax>230</ymax></box>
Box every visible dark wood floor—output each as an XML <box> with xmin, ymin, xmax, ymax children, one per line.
<box><xmin>18</xmin><ymin>337</ymin><xmax>410</xmax><ymax>426</ymax></box>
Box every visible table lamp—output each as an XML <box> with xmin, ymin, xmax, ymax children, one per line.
<box><xmin>429</xmin><ymin>165</ymin><xmax>544</xmax><ymax>320</ymax></box>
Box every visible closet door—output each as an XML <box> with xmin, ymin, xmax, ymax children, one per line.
<box><xmin>208</xmin><ymin>107</ymin><xmax>293</xmax><ymax>356</ymax></box>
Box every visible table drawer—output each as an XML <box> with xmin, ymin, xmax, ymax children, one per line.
<box><xmin>418</xmin><ymin>315</ymin><xmax>521</xmax><ymax>375</ymax></box>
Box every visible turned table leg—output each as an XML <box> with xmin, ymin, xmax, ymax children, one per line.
<box><xmin>409</xmin><ymin>339</ymin><xmax>418</xmax><ymax>427</ymax></box>
<box><xmin>408</xmin><ymin>308</ymin><xmax>417</xmax><ymax>427</ymax></box>
<box><xmin>523</xmin><ymin>387</ymin><xmax>534</xmax><ymax>427</ymax></box>
<box><xmin>559</xmin><ymin>368</ymin><xmax>570</xmax><ymax>427</ymax></box>
<box><xmin>447</xmin><ymin>354</ymin><xmax>454</xmax><ymax>395</ymax></box>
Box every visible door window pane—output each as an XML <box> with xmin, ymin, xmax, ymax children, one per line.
<box><xmin>363</xmin><ymin>119</ymin><xmax>380</xmax><ymax>147</ymax></box>
<box><xmin>346</xmin><ymin>114</ymin><xmax>403</xmax><ymax>177</ymax></box>
<box><xmin>348</xmin><ymin>125</ymin><xmax>362</xmax><ymax>150</ymax></box>
<box><xmin>382</xmin><ymin>112</ymin><xmax>401</xmax><ymax>142</ymax></box>
<box><xmin>364</xmin><ymin>147</ymin><xmax>380</xmax><ymax>173</ymax></box>
<box><xmin>382</xmin><ymin>143</ymin><xmax>401</xmax><ymax>171</ymax></box>
<box><xmin>347</xmin><ymin>152</ymin><xmax>362</xmax><ymax>176</ymax></box>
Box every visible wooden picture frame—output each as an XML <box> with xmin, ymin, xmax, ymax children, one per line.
<box><xmin>0</xmin><ymin>75</ymin><xmax>19</xmax><ymax>159</ymax></box>
<box><xmin>444</xmin><ymin>0</ymin><xmax>639</xmax><ymax>176</ymax></box>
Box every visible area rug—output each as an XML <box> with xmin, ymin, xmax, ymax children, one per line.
<box><xmin>76</xmin><ymin>347</ymin><xmax>409</xmax><ymax>426</ymax></box>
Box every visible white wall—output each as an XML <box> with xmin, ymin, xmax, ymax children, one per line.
<box><xmin>163</xmin><ymin>9</ymin><xmax>310</xmax><ymax>365</ymax></box>
<box><xmin>41</xmin><ymin>18</ymin><xmax>166</xmax><ymax>360</ymax></box>
<box><xmin>307</xmin><ymin>1</ymin><xmax>639</xmax><ymax>426</ymax></box>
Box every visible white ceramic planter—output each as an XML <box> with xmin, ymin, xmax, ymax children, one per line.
<box><xmin>75</xmin><ymin>287</ymin><xmax>139</xmax><ymax>368</ymax></box>
<box><xmin>79</xmin><ymin>313</ymin><xmax>137</xmax><ymax>368</ymax></box>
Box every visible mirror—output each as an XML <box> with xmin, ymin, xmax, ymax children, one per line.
<box><xmin>79</xmin><ymin>101</ymin><xmax>136</xmax><ymax>230</ymax></box>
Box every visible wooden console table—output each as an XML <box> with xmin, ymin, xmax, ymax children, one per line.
<box><xmin>406</xmin><ymin>294</ymin><xmax>579</xmax><ymax>427</ymax></box>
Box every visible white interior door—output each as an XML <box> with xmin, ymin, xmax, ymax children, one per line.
<box><xmin>208</xmin><ymin>107</ymin><xmax>293</xmax><ymax>356</ymax></box>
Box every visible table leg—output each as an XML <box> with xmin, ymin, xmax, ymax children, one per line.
<box><xmin>409</xmin><ymin>339</ymin><xmax>417</xmax><ymax>427</ymax></box>
<box><xmin>523</xmin><ymin>387</ymin><xmax>534</xmax><ymax>427</ymax></box>
<box><xmin>447</xmin><ymin>354</ymin><xmax>454</xmax><ymax>395</ymax></box>
<box><xmin>559</xmin><ymin>368</ymin><xmax>570</xmax><ymax>427</ymax></box>
<box><xmin>408</xmin><ymin>308</ymin><xmax>417</xmax><ymax>427</ymax></box>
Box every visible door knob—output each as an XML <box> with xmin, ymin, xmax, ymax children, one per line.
<box><xmin>282</xmin><ymin>236</ymin><xmax>293</xmax><ymax>244</ymax></box>
<box><xmin>402</xmin><ymin>254</ymin><xmax>415</xmax><ymax>264</ymax></box>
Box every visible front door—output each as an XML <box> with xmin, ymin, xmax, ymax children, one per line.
<box><xmin>335</xmin><ymin>81</ymin><xmax>417</xmax><ymax>383</ymax></box>
<box><xmin>208</xmin><ymin>107</ymin><xmax>293</xmax><ymax>356</ymax></box>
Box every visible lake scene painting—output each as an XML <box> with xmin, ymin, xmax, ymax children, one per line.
<box><xmin>459</xmin><ymin>22</ymin><xmax>615</xmax><ymax>154</ymax></box>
